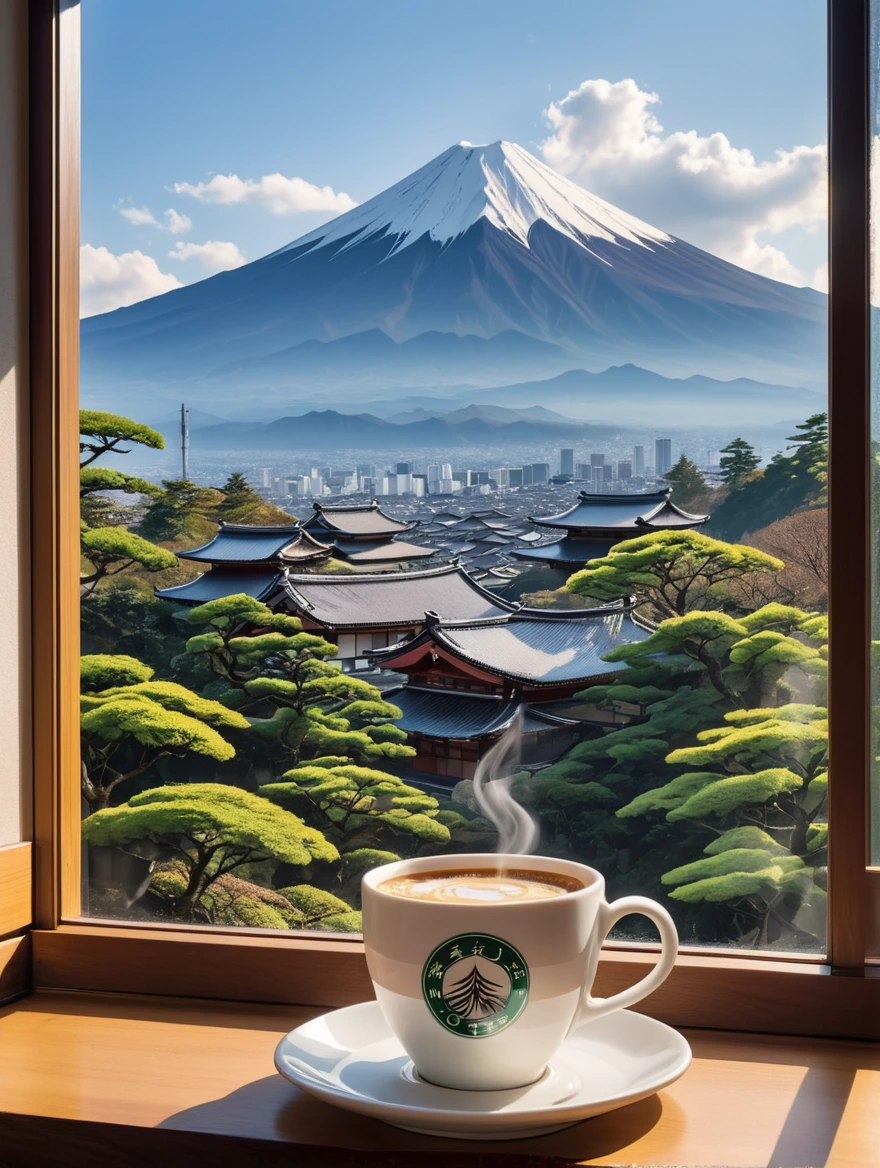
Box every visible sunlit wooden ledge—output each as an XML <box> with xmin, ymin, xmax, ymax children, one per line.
<box><xmin>30</xmin><ymin>924</ymin><xmax>880</xmax><ymax>1041</ymax></box>
<box><xmin>0</xmin><ymin>990</ymin><xmax>877</xmax><ymax>1168</ymax></box>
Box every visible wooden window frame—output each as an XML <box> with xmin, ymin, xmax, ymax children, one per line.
<box><xmin>25</xmin><ymin>0</ymin><xmax>880</xmax><ymax>1036</ymax></box>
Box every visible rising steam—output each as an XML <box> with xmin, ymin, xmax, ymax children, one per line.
<box><xmin>473</xmin><ymin>708</ymin><xmax>540</xmax><ymax>855</ymax></box>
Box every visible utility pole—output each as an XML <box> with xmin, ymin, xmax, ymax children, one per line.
<box><xmin>180</xmin><ymin>403</ymin><xmax>190</xmax><ymax>481</ymax></box>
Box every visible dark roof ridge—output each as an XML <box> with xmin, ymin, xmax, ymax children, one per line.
<box><xmin>384</xmin><ymin>684</ymin><xmax>512</xmax><ymax>704</ymax></box>
<box><xmin>577</xmin><ymin>488</ymin><xmax>671</xmax><ymax>502</ymax></box>
<box><xmin>312</xmin><ymin>500</ymin><xmax>381</xmax><ymax>513</ymax></box>
<box><xmin>639</xmin><ymin>500</ymin><xmax>710</xmax><ymax>525</ymax></box>
<box><xmin>216</xmin><ymin>521</ymin><xmax>300</xmax><ymax>534</ymax></box>
<box><xmin>423</xmin><ymin>596</ymin><xmax>635</xmax><ymax>632</ymax></box>
<box><xmin>285</xmin><ymin>562</ymin><xmax>462</xmax><ymax>586</ymax></box>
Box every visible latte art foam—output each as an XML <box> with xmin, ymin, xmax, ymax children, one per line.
<box><xmin>378</xmin><ymin>868</ymin><xmax>582</xmax><ymax>903</ymax></box>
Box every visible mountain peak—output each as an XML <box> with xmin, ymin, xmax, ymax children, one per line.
<box><xmin>277</xmin><ymin>140</ymin><xmax>672</xmax><ymax>260</ymax></box>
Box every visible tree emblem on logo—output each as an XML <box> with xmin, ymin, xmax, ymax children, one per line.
<box><xmin>421</xmin><ymin>933</ymin><xmax>529</xmax><ymax>1038</ymax></box>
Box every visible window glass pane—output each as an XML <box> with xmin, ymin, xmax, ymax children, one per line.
<box><xmin>872</xmin><ymin>1</ymin><xmax>880</xmax><ymax>871</ymax></box>
<box><xmin>79</xmin><ymin>0</ymin><xmax>828</xmax><ymax>950</ymax></box>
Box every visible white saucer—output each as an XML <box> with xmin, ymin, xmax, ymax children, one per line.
<box><xmin>274</xmin><ymin>1000</ymin><xmax>691</xmax><ymax>1140</ymax></box>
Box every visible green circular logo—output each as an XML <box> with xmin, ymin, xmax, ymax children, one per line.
<box><xmin>421</xmin><ymin>933</ymin><xmax>530</xmax><ymax>1039</ymax></box>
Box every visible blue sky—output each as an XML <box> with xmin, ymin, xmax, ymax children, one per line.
<box><xmin>81</xmin><ymin>0</ymin><xmax>828</xmax><ymax>315</ymax></box>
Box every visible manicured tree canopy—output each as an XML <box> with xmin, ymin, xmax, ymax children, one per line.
<box><xmin>80</xmin><ymin>655</ymin><xmax>250</xmax><ymax>810</ymax></box>
<box><xmin>185</xmin><ymin>595</ymin><xmax>415</xmax><ymax>771</ymax></box>
<box><xmin>81</xmin><ymin>527</ymin><xmax>178</xmax><ymax>597</ymax></box>
<box><xmin>83</xmin><ymin>784</ymin><xmax>339</xmax><ymax>922</ymax></box>
<box><xmin>566</xmin><ymin>530</ymin><xmax>783</xmax><ymax>619</ymax></box>
<box><xmin>149</xmin><ymin>862</ymin><xmax>358</xmax><ymax>931</ymax></box>
<box><xmin>81</xmin><ymin>654</ymin><xmax>154</xmax><ymax>691</ymax></box>
<box><xmin>79</xmin><ymin>410</ymin><xmax>165</xmax><ymax>467</ymax></box>
<box><xmin>615</xmin><ymin>700</ymin><xmax>828</xmax><ymax>945</ymax></box>
<box><xmin>260</xmin><ymin>764</ymin><xmax>451</xmax><ymax>853</ymax></box>
<box><xmin>80</xmin><ymin>466</ymin><xmax>163</xmax><ymax>500</ymax></box>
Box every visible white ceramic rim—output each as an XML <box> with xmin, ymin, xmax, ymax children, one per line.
<box><xmin>273</xmin><ymin>1002</ymin><xmax>693</xmax><ymax>1128</ymax></box>
<box><xmin>361</xmin><ymin>852</ymin><xmax>605</xmax><ymax>909</ymax></box>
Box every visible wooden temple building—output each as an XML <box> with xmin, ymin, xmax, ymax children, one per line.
<box><xmin>511</xmin><ymin>488</ymin><xmax>709</xmax><ymax>569</ymax></box>
<box><xmin>155</xmin><ymin>523</ymin><xmax>332</xmax><ymax>607</ymax></box>
<box><xmin>368</xmin><ymin>600</ymin><xmax>652</xmax><ymax>780</ymax></box>
<box><xmin>300</xmin><ymin>501</ymin><xmax>434</xmax><ymax>567</ymax></box>
<box><xmin>155</xmin><ymin>514</ymin><xmax>655</xmax><ymax>783</ymax></box>
<box><xmin>156</xmin><ymin>503</ymin><xmax>436</xmax><ymax>606</ymax></box>
<box><xmin>283</xmin><ymin>563</ymin><xmax>517</xmax><ymax>669</ymax></box>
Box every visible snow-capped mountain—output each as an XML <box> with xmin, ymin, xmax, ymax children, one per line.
<box><xmin>275</xmin><ymin>140</ymin><xmax>672</xmax><ymax>257</ymax></box>
<box><xmin>81</xmin><ymin>140</ymin><xmax>826</xmax><ymax>414</ymax></box>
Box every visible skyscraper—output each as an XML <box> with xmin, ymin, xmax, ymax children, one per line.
<box><xmin>532</xmin><ymin>463</ymin><xmax>550</xmax><ymax>484</ymax></box>
<box><xmin>396</xmin><ymin>461</ymin><xmax>414</xmax><ymax>475</ymax></box>
<box><xmin>655</xmin><ymin>439</ymin><xmax>672</xmax><ymax>478</ymax></box>
<box><xmin>575</xmin><ymin>462</ymin><xmax>591</xmax><ymax>480</ymax></box>
<box><xmin>560</xmin><ymin>448</ymin><xmax>574</xmax><ymax>477</ymax></box>
<box><xmin>590</xmin><ymin>453</ymin><xmax>605</xmax><ymax>469</ymax></box>
<box><xmin>616</xmin><ymin>459</ymin><xmax>632</xmax><ymax>480</ymax></box>
<box><xmin>633</xmin><ymin>446</ymin><xmax>645</xmax><ymax>477</ymax></box>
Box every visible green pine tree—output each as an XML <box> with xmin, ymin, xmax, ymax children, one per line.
<box><xmin>664</xmin><ymin>454</ymin><xmax>707</xmax><ymax>507</ymax></box>
<box><xmin>80</xmin><ymin>653</ymin><xmax>251</xmax><ymax>811</ymax></box>
<box><xmin>82</xmin><ymin>783</ymin><xmax>338</xmax><ymax>922</ymax></box>
<box><xmin>719</xmin><ymin>438</ymin><xmax>760</xmax><ymax>488</ymax></box>
<box><xmin>566</xmin><ymin>529</ymin><xmax>783</xmax><ymax>619</ymax></box>
<box><xmin>79</xmin><ymin>411</ymin><xmax>179</xmax><ymax>595</ymax></box>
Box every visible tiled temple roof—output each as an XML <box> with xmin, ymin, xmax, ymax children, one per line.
<box><xmin>284</xmin><ymin>564</ymin><xmax>514</xmax><ymax>629</ymax></box>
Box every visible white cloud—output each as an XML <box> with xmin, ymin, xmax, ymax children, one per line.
<box><xmin>540</xmin><ymin>77</ymin><xmax>827</xmax><ymax>288</ymax></box>
<box><xmin>168</xmin><ymin>239</ymin><xmax>246</xmax><ymax>273</ymax></box>
<box><xmin>119</xmin><ymin>204</ymin><xmax>158</xmax><ymax>227</ymax></box>
<box><xmin>173</xmin><ymin>171</ymin><xmax>357</xmax><ymax>216</ymax></box>
<box><xmin>80</xmin><ymin>244</ymin><xmax>182</xmax><ymax>317</ymax></box>
<box><xmin>119</xmin><ymin>203</ymin><xmax>193</xmax><ymax>235</ymax></box>
<box><xmin>163</xmin><ymin>208</ymin><xmax>192</xmax><ymax>235</ymax></box>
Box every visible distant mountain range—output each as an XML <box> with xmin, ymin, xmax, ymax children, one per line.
<box><xmin>184</xmin><ymin>408</ymin><xmax>621</xmax><ymax>452</ymax></box>
<box><xmin>81</xmin><ymin>139</ymin><xmax>826</xmax><ymax>425</ymax></box>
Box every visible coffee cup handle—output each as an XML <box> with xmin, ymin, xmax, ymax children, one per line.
<box><xmin>569</xmin><ymin>895</ymin><xmax>678</xmax><ymax>1033</ymax></box>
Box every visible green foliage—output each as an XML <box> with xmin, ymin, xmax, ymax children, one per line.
<box><xmin>81</xmin><ymin>654</ymin><xmax>154</xmax><ymax>691</ymax></box>
<box><xmin>80</xmin><ymin>466</ymin><xmax>163</xmax><ymax>499</ymax></box>
<box><xmin>703</xmin><ymin>826</ymin><xmax>791</xmax><ymax>856</ymax></box>
<box><xmin>183</xmin><ymin>594</ymin><xmax>416</xmax><ymax>851</ymax></box>
<box><xmin>719</xmin><ymin>438</ymin><xmax>760</xmax><ymax>488</ymax></box>
<box><xmin>81</xmin><ymin>527</ymin><xmax>178</xmax><ymax>597</ymax></box>
<box><xmin>710</xmin><ymin>413</ymin><xmax>827</xmax><ymax>541</ymax></box>
<box><xmin>137</xmin><ymin>480</ymin><xmax>221</xmax><ymax>544</ymax></box>
<box><xmin>91</xmin><ymin>680</ymin><xmax>251</xmax><ymax>732</ymax></box>
<box><xmin>664</xmin><ymin>454</ymin><xmax>707</xmax><ymax>507</ymax></box>
<box><xmin>566</xmin><ymin>530</ymin><xmax>783</xmax><ymax>620</ymax></box>
<box><xmin>530</xmin><ymin>524</ymin><xmax>828</xmax><ymax>948</ymax></box>
<box><xmin>80</xmin><ymin>656</ymin><xmax>247</xmax><ymax>811</ymax></box>
<box><xmin>85</xmin><ymin>784</ymin><xmax>338</xmax><ymax>922</ymax></box>
<box><xmin>260</xmin><ymin>764</ymin><xmax>450</xmax><ymax>854</ymax></box>
<box><xmin>665</xmin><ymin>768</ymin><xmax>805</xmax><ymax>822</ymax></box>
<box><xmin>80</xmin><ymin>410</ymin><xmax>164</xmax><ymax>466</ymax></box>
<box><xmin>661</xmin><ymin>848</ymin><xmax>805</xmax><ymax>885</ymax></box>
<box><xmin>277</xmin><ymin>884</ymin><xmax>362</xmax><ymax>932</ymax></box>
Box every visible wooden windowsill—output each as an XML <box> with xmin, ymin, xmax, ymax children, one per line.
<box><xmin>0</xmin><ymin>991</ymin><xmax>876</xmax><ymax>1167</ymax></box>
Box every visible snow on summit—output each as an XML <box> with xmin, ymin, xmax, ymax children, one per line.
<box><xmin>280</xmin><ymin>140</ymin><xmax>672</xmax><ymax>258</ymax></box>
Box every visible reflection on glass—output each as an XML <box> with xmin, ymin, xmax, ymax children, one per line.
<box><xmin>79</xmin><ymin>1</ymin><xmax>828</xmax><ymax>950</ymax></box>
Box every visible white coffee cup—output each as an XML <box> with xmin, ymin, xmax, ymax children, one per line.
<box><xmin>361</xmin><ymin>852</ymin><xmax>678</xmax><ymax>1091</ymax></box>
